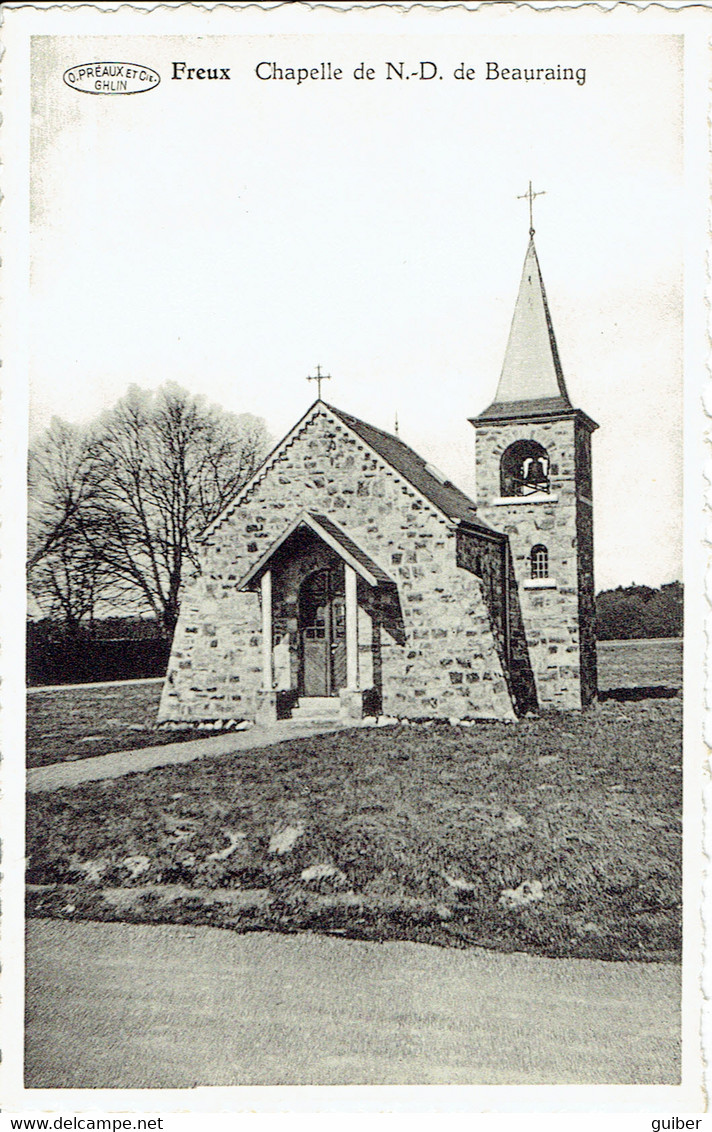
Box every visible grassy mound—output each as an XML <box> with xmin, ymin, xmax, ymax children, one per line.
<box><xmin>27</xmin><ymin>697</ymin><xmax>682</xmax><ymax>961</ymax></box>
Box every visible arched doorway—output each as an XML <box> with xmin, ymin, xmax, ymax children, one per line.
<box><xmin>298</xmin><ymin>567</ymin><xmax>346</xmax><ymax>696</ymax></box>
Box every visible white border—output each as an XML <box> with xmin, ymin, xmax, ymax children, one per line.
<box><xmin>1</xmin><ymin>0</ymin><xmax>707</xmax><ymax>1118</ymax></box>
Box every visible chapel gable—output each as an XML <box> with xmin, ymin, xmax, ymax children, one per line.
<box><xmin>159</xmin><ymin>401</ymin><xmax>517</xmax><ymax>726</ymax></box>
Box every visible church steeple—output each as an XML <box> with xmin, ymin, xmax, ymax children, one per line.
<box><xmin>470</xmin><ymin>213</ymin><xmax>599</xmax><ymax>712</ymax></box>
<box><xmin>476</xmin><ymin>234</ymin><xmax>573</xmax><ymax>422</ymax></box>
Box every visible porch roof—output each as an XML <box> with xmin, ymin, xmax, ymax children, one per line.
<box><xmin>236</xmin><ymin>511</ymin><xmax>394</xmax><ymax>591</ymax></box>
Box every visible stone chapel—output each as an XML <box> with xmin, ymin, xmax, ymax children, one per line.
<box><xmin>158</xmin><ymin>229</ymin><xmax>598</xmax><ymax>726</ymax></box>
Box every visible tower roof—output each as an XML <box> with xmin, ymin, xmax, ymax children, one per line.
<box><xmin>475</xmin><ymin>234</ymin><xmax>575</xmax><ymax>423</ymax></box>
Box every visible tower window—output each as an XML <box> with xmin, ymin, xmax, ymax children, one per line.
<box><xmin>530</xmin><ymin>544</ymin><xmax>549</xmax><ymax>579</ymax></box>
<box><xmin>500</xmin><ymin>440</ymin><xmax>550</xmax><ymax>497</ymax></box>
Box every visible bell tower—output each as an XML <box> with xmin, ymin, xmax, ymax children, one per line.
<box><xmin>470</xmin><ymin>225</ymin><xmax>598</xmax><ymax>709</ymax></box>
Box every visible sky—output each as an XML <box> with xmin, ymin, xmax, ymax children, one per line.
<box><xmin>28</xmin><ymin>30</ymin><xmax>684</xmax><ymax>591</ymax></box>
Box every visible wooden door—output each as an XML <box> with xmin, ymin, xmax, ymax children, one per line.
<box><xmin>299</xmin><ymin>568</ymin><xmax>346</xmax><ymax>696</ymax></box>
<box><xmin>302</xmin><ymin>614</ymin><xmax>329</xmax><ymax>696</ymax></box>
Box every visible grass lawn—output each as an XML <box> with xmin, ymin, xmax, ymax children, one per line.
<box><xmin>25</xmin><ymin>638</ymin><xmax>683</xmax><ymax>770</ymax></box>
<box><xmin>27</xmin><ymin>690</ymin><xmax>682</xmax><ymax>962</ymax></box>
<box><xmin>26</xmin><ymin>682</ymin><xmax>204</xmax><ymax>769</ymax></box>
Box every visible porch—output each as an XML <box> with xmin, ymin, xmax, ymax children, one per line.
<box><xmin>235</xmin><ymin>512</ymin><xmax>400</xmax><ymax>724</ymax></box>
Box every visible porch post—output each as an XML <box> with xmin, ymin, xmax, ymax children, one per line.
<box><xmin>345</xmin><ymin>564</ymin><xmax>359</xmax><ymax>691</ymax></box>
<box><xmin>260</xmin><ymin>569</ymin><xmax>272</xmax><ymax>691</ymax></box>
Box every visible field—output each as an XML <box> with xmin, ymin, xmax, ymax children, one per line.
<box><xmin>26</xmin><ymin>640</ymin><xmax>683</xmax><ymax>963</ymax></box>
<box><xmin>596</xmin><ymin>638</ymin><xmax>682</xmax><ymax>696</ymax></box>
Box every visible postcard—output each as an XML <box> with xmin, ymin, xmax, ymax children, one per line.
<box><xmin>0</xmin><ymin>0</ymin><xmax>708</xmax><ymax>1124</ymax></box>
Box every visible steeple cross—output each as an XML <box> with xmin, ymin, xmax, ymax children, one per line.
<box><xmin>307</xmin><ymin>364</ymin><xmax>331</xmax><ymax>400</ymax></box>
<box><xmin>517</xmin><ymin>180</ymin><xmax>546</xmax><ymax>236</ymax></box>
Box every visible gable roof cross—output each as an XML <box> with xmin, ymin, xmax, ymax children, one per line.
<box><xmin>307</xmin><ymin>364</ymin><xmax>331</xmax><ymax>400</ymax></box>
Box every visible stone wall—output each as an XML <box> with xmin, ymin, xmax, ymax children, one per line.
<box><xmin>473</xmin><ymin>414</ymin><xmax>596</xmax><ymax>710</ymax></box>
<box><xmin>159</xmin><ymin>404</ymin><xmax>516</xmax><ymax>723</ymax></box>
<box><xmin>574</xmin><ymin>418</ymin><xmax>598</xmax><ymax>704</ymax></box>
<box><xmin>159</xmin><ymin>574</ymin><xmax>261</xmax><ymax>723</ymax></box>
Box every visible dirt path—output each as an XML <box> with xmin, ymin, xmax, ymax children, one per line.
<box><xmin>25</xmin><ymin>918</ymin><xmax>680</xmax><ymax>1088</ymax></box>
<box><xmin>27</xmin><ymin>718</ymin><xmax>364</xmax><ymax>793</ymax></box>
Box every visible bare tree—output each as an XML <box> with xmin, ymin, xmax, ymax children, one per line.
<box><xmin>28</xmin><ymin>538</ymin><xmax>106</xmax><ymax>633</ymax></box>
<box><xmin>27</xmin><ymin>419</ymin><xmax>110</xmax><ymax>630</ymax></box>
<box><xmin>28</xmin><ymin>385</ymin><xmax>270</xmax><ymax>638</ymax></box>
<box><xmin>28</xmin><ymin>418</ymin><xmax>95</xmax><ymax>572</ymax></box>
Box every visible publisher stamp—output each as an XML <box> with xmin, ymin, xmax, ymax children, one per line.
<box><xmin>63</xmin><ymin>62</ymin><xmax>160</xmax><ymax>95</ymax></box>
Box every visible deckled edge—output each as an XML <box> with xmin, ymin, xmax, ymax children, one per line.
<box><xmin>4</xmin><ymin>1</ymin><xmax>712</xmax><ymax>15</ymax></box>
<box><xmin>703</xmin><ymin>32</ymin><xmax>712</xmax><ymax>1110</ymax></box>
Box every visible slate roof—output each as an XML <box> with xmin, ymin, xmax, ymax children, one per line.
<box><xmin>324</xmin><ymin>402</ymin><xmax>500</xmax><ymax>534</ymax></box>
<box><xmin>476</xmin><ymin>396</ymin><xmax>579</xmax><ymax>422</ymax></box>
<box><xmin>308</xmin><ymin>513</ymin><xmax>395</xmax><ymax>582</ymax></box>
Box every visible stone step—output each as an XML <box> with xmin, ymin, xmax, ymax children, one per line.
<box><xmin>290</xmin><ymin>696</ymin><xmax>342</xmax><ymax>720</ymax></box>
<box><xmin>289</xmin><ymin>715</ymin><xmax>341</xmax><ymax>723</ymax></box>
<box><xmin>291</xmin><ymin>703</ymin><xmax>341</xmax><ymax>715</ymax></box>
